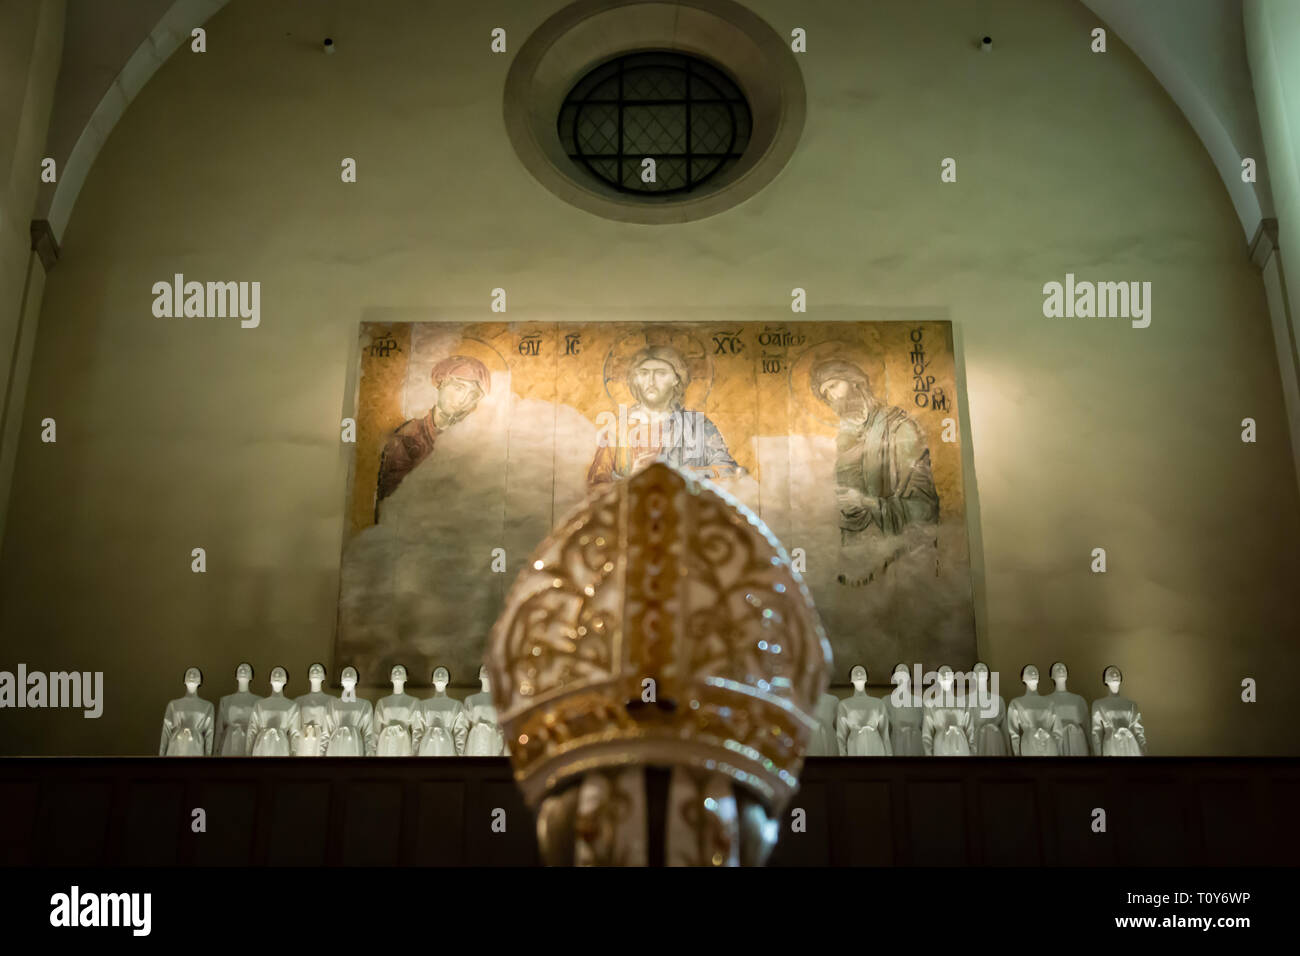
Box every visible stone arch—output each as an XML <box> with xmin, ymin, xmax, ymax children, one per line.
<box><xmin>46</xmin><ymin>0</ymin><xmax>231</xmax><ymax>241</ymax></box>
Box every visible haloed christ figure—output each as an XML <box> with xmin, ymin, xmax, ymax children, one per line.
<box><xmin>374</xmin><ymin>355</ymin><xmax>489</xmax><ymax>519</ymax></box>
<box><xmin>587</xmin><ymin>345</ymin><xmax>742</xmax><ymax>487</ymax></box>
<box><xmin>811</xmin><ymin>359</ymin><xmax>940</xmax><ymax>585</ymax></box>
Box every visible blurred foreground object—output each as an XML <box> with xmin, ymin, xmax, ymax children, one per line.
<box><xmin>488</xmin><ymin>462</ymin><xmax>832</xmax><ymax>865</ymax></box>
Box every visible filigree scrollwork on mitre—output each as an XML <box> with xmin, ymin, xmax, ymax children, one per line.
<box><xmin>487</xmin><ymin>461</ymin><xmax>833</xmax><ymax>818</ymax></box>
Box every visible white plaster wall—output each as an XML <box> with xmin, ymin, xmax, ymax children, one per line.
<box><xmin>37</xmin><ymin>0</ymin><xmax>175</xmax><ymax>188</ymax></box>
<box><xmin>1083</xmin><ymin>0</ymin><xmax>1274</xmax><ymax>236</ymax></box>
<box><xmin>1</xmin><ymin>0</ymin><xmax>1297</xmax><ymax>755</ymax></box>
<box><xmin>0</xmin><ymin>0</ymin><xmax>64</xmax><ymax>545</ymax></box>
<box><xmin>1</xmin><ymin>0</ymin><xmax>64</xmax><ymax>410</ymax></box>
<box><xmin>1247</xmin><ymin>1</ymin><xmax>1300</xmax><ymax>380</ymax></box>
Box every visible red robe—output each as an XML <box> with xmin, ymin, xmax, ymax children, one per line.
<box><xmin>375</xmin><ymin>411</ymin><xmax>441</xmax><ymax>519</ymax></box>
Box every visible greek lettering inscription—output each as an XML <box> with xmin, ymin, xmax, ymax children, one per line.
<box><xmin>910</xmin><ymin>328</ymin><xmax>937</xmax><ymax>409</ymax></box>
<box><xmin>370</xmin><ymin>334</ymin><xmax>401</xmax><ymax>358</ymax></box>
<box><xmin>712</xmin><ymin>330</ymin><xmax>744</xmax><ymax>355</ymax></box>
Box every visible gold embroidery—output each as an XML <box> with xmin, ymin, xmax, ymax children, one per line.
<box><xmin>488</xmin><ymin>462</ymin><xmax>832</xmax><ymax>809</ymax></box>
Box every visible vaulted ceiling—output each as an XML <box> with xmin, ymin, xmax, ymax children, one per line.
<box><xmin>36</xmin><ymin>0</ymin><xmax>1275</xmax><ymax>244</ymax></box>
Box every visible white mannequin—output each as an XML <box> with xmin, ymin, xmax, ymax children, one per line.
<box><xmin>885</xmin><ymin>663</ymin><xmax>924</xmax><ymax>755</ymax></box>
<box><xmin>807</xmin><ymin>690</ymin><xmax>841</xmax><ymax>757</ymax></box>
<box><xmin>1007</xmin><ymin>664</ymin><xmax>1062</xmax><ymax>756</ymax></box>
<box><xmin>324</xmin><ymin>666</ymin><xmax>376</xmax><ymax>756</ymax></box>
<box><xmin>160</xmin><ymin>666</ymin><xmax>214</xmax><ymax>756</ymax></box>
<box><xmin>967</xmin><ymin>661</ymin><xmax>1008</xmax><ymax>756</ymax></box>
<box><xmin>375</xmin><ymin>664</ymin><xmax>421</xmax><ymax>756</ymax></box>
<box><xmin>246</xmin><ymin>666</ymin><xmax>299</xmax><ymax>756</ymax></box>
<box><xmin>214</xmin><ymin>662</ymin><xmax>261</xmax><ymax>756</ymax></box>
<box><xmin>462</xmin><ymin>665</ymin><xmax>505</xmax><ymax>756</ymax></box>
<box><xmin>418</xmin><ymin>666</ymin><xmax>469</xmax><ymax>756</ymax></box>
<box><xmin>835</xmin><ymin>665</ymin><xmax>891</xmax><ymax>756</ymax></box>
<box><xmin>1091</xmin><ymin>665</ymin><xmax>1146</xmax><ymax>756</ymax></box>
<box><xmin>293</xmin><ymin>662</ymin><xmax>335</xmax><ymax>757</ymax></box>
<box><xmin>1046</xmin><ymin>661</ymin><xmax>1090</xmax><ymax>755</ymax></box>
<box><xmin>922</xmin><ymin>664</ymin><xmax>973</xmax><ymax>756</ymax></box>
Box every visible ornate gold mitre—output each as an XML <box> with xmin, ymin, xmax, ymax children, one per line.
<box><xmin>486</xmin><ymin>461</ymin><xmax>833</xmax><ymax>813</ymax></box>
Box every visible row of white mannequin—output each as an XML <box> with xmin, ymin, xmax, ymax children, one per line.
<box><xmin>807</xmin><ymin>662</ymin><xmax>1146</xmax><ymax>757</ymax></box>
<box><xmin>159</xmin><ymin>663</ymin><xmax>507</xmax><ymax>757</ymax></box>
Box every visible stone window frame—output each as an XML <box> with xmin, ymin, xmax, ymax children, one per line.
<box><xmin>503</xmin><ymin>0</ymin><xmax>806</xmax><ymax>223</ymax></box>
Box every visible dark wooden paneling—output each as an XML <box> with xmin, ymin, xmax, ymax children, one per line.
<box><xmin>122</xmin><ymin>780</ymin><xmax>185</xmax><ymax>865</ymax></box>
<box><xmin>0</xmin><ymin>781</ymin><xmax>37</xmax><ymax>865</ymax></box>
<box><xmin>1196</xmin><ymin>779</ymin><xmax>1261</xmax><ymax>866</ymax></box>
<box><xmin>1270</xmin><ymin>778</ymin><xmax>1300</xmax><ymax>857</ymax></box>
<box><xmin>341</xmin><ymin>780</ymin><xmax>403</xmax><ymax>865</ymax></box>
<box><xmin>267</xmin><ymin>780</ymin><xmax>331</xmax><ymax>866</ymax></box>
<box><xmin>190</xmin><ymin>780</ymin><xmax>258</xmax><ymax>865</ymax></box>
<box><xmin>1118</xmin><ymin>778</ymin><xmax>1193</xmax><ymax>866</ymax></box>
<box><xmin>1</xmin><ymin>757</ymin><xmax>1297</xmax><ymax>866</ymax></box>
<box><xmin>833</xmin><ymin>779</ymin><xmax>895</xmax><ymax>866</ymax></box>
<box><xmin>415</xmin><ymin>782</ymin><xmax>467</xmax><ymax>866</ymax></box>
<box><xmin>1047</xmin><ymin>775</ymin><xmax>1115</xmax><ymax>866</ymax></box>
<box><xmin>976</xmin><ymin>778</ymin><xmax>1042</xmax><ymax>866</ymax></box>
<box><xmin>467</xmin><ymin>778</ymin><xmax>538</xmax><ymax>866</ymax></box>
<box><xmin>905</xmin><ymin>778</ymin><xmax>967</xmax><ymax>865</ymax></box>
<box><xmin>33</xmin><ymin>779</ymin><xmax>112</xmax><ymax>865</ymax></box>
<box><xmin>769</xmin><ymin>779</ymin><xmax>831</xmax><ymax>866</ymax></box>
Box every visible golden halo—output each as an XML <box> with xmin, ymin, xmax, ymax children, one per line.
<box><xmin>432</xmin><ymin>335</ymin><xmax>509</xmax><ymax>381</ymax></box>
<box><xmin>788</xmin><ymin>339</ymin><xmax>887</xmax><ymax>427</ymax></box>
<box><xmin>603</xmin><ymin>327</ymin><xmax>713</xmax><ymax>409</ymax></box>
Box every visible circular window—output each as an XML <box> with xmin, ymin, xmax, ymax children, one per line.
<box><xmin>559</xmin><ymin>51</ymin><xmax>752</xmax><ymax>195</ymax></box>
<box><xmin>503</xmin><ymin>0</ymin><xmax>806</xmax><ymax>224</ymax></box>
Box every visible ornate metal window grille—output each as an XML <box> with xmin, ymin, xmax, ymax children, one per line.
<box><xmin>558</xmin><ymin>51</ymin><xmax>753</xmax><ymax>195</ymax></box>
